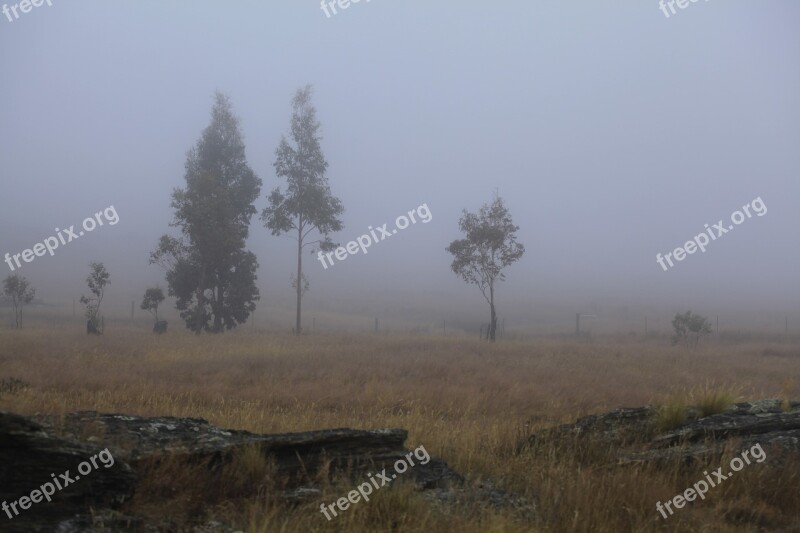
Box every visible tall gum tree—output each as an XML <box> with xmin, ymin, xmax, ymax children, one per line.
<box><xmin>151</xmin><ymin>92</ymin><xmax>262</xmax><ymax>333</ymax></box>
<box><xmin>262</xmin><ymin>85</ymin><xmax>344</xmax><ymax>335</ymax></box>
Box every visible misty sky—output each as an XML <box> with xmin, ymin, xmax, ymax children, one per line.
<box><xmin>1</xmin><ymin>1</ymin><xmax>798</xmax><ymax>332</ymax></box>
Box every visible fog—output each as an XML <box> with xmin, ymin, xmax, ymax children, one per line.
<box><xmin>1</xmin><ymin>1</ymin><xmax>798</xmax><ymax>334</ymax></box>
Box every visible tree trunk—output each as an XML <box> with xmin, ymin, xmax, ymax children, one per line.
<box><xmin>489</xmin><ymin>282</ymin><xmax>497</xmax><ymax>342</ymax></box>
<box><xmin>196</xmin><ymin>266</ymin><xmax>207</xmax><ymax>334</ymax></box>
<box><xmin>213</xmin><ymin>284</ymin><xmax>223</xmax><ymax>333</ymax></box>
<box><xmin>295</xmin><ymin>223</ymin><xmax>303</xmax><ymax>336</ymax></box>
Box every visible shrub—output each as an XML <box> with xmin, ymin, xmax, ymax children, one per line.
<box><xmin>672</xmin><ymin>310</ymin><xmax>712</xmax><ymax>346</ymax></box>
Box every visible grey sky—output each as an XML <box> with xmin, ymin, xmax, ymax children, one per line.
<box><xmin>1</xmin><ymin>1</ymin><xmax>798</xmax><ymax>332</ymax></box>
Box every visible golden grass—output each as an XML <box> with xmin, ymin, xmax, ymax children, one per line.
<box><xmin>1</xmin><ymin>327</ymin><xmax>798</xmax><ymax>531</ymax></box>
<box><xmin>655</xmin><ymin>381</ymin><xmax>740</xmax><ymax>431</ymax></box>
<box><xmin>691</xmin><ymin>382</ymin><xmax>739</xmax><ymax>418</ymax></box>
<box><xmin>656</xmin><ymin>401</ymin><xmax>688</xmax><ymax>433</ymax></box>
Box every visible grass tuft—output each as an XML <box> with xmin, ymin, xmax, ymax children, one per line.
<box><xmin>690</xmin><ymin>381</ymin><xmax>738</xmax><ymax>417</ymax></box>
<box><xmin>656</xmin><ymin>399</ymin><xmax>688</xmax><ymax>432</ymax></box>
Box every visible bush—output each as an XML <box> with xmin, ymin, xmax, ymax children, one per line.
<box><xmin>672</xmin><ymin>310</ymin><xmax>712</xmax><ymax>346</ymax></box>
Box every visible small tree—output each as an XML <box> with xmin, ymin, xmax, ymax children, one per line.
<box><xmin>80</xmin><ymin>262</ymin><xmax>109</xmax><ymax>334</ymax></box>
<box><xmin>2</xmin><ymin>274</ymin><xmax>35</xmax><ymax>329</ymax></box>
<box><xmin>671</xmin><ymin>310</ymin><xmax>712</xmax><ymax>346</ymax></box>
<box><xmin>262</xmin><ymin>85</ymin><xmax>344</xmax><ymax>335</ymax></box>
<box><xmin>140</xmin><ymin>287</ymin><xmax>165</xmax><ymax>322</ymax></box>
<box><xmin>446</xmin><ymin>195</ymin><xmax>525</xmax><ymax>342</ymax></box>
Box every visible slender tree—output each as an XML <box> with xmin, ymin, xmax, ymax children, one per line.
<box><xmin>80</xmin><ymin>261</ymin><xmax>109</xmax><ymax>334</ymax></box>
<box><xmin>262</xmin><ymin>85</ymin><xmax>344</xmax><ymax>335</ymax></box>
<box><xmin>2</xmin><ymin>274</ymin><xmax>35</xmax><ymax>329</ymax></box>
<box><xmin>151</xmin><ymin>92</ymin><xmax>262</xmax><ymax>333</ymax></box>
<box><xmin>446</xmin><ymin>195</ymin><xmax>525</xmax><ymax>342</ymax></box>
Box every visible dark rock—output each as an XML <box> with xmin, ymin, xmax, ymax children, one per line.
<box><xmin>650</xmin><ymin>400</ymin><xmax>800</xmax><ymax>447</ymax></box>
<box><xmin>626</xmin><ymin>400</ymin><xmax>800</xmax><ymax>465</ymax></box>
<box><xmin>523</xmin><ymin>399</ymin><xmax>800</xmax><ymax>467</ymax></box>
<box><xmin>35</xmin><ymin>412</ymin><xmax>415</xmax><ymax>477</ymax></box>
<box><xmin>33</xmin><ymin>412</ymin><xmax>475</xmax><ymax>495</ymax></box>
<box><xmin>0</xmin><ymin>412</ymin><xmax>136</xmax><ymax>533</ymax></box>
<box><xmin>2</xmin><ymin>411</ymin><xmax>528</xmax><ymax>530</ymax></box>
<box><xmin>524</xmin><ymin>406</ymin><xmax>656</xmax><ymax>449</ymax></box>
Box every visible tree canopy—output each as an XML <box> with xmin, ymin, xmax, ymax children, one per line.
<box><xmin>151</xmin><ymin>92</ymin><xmax>262</xmax><ymax>333</ymax></box>
<box><xmin>446</xmin><ymin>196</ymin><xmax>525</xmax><ymax>341</ymax></box>
<box><xmin>2</xmin><ymin>274</ymin><xmax>35</xmax><ymax>329</ymax></box>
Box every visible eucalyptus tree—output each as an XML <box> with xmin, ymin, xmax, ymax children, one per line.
<box><xmin>262</xmin><ymin>85</ymin><xmax>344</xmax><ymax>335</ymax></box>
<box><xmin>446</xmin><ymin>195</ymin><xmax>525</xmax><ymax>341</ymax></box>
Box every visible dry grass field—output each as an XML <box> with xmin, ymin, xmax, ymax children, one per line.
<box><xmin>1</xmin><ymin>327</ymin><xmax>799</xmax><ymax>532</ymax></box>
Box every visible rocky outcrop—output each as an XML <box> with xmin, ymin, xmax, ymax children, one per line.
<box><xmin>33</xmin><ymin>411</ymin><xmax>462</xmax><ymax>491</ymax></box>
<box><xmin>628</xmin><ymin>400</ymin><xmax>800</xmax><ymax>465</ymax></box>
<box><xmin>3</xmin><ymin>411</ymin><xmax>517</xmax><ymax>531</ymax></box>
<box><xmin>523</xmin><ymin>399</ymin><xmax>800</xmax><ymax>467</ymax></box>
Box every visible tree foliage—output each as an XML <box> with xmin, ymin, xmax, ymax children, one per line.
<box><xmin>2</xmin><ymin>274</ymin><xmax>35</xmax><ymax>329</ymax></box>
<box><xmin>671</xmin><ymin>310</ymin><xmax>712</xmax><ymax>346</ymax></box>
<box><xmin>446</xmin><ymin>196</ymin><xmax>525</xmax><ymax>341</ymax></box>
<box><xmin>151</xmin><ymin>92</ymin><xmax>262</xmax><ymax>333</ymax></box>
<box><xmin>261</xmin><ymin>85</ymin><xmax>344</xmax><ymax>335</ymax></box>
<box><xmin>140</xmin><ymin>287</ymin><xmax>165</xmax><ymax>322</ymax></box>
<box><xmin>80</xmin><ymin>261</ymin><xmax>109</xmax><ymax>333</ymax></box>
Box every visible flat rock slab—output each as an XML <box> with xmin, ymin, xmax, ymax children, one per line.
<box><xmin>524</xmin><ymin>399</ymin><xmax>800</xmax><ymax>467</ymax></box>
<box><xmin>33</xmin><ymin>411</ymin><xmax>461</xmax><ymax>489</ymax></box>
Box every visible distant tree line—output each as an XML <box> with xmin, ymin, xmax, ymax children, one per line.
<box><xmin>2</xmin><ymin>86</ymin><xmax>534</xmax><ymax>340</ymax></box>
